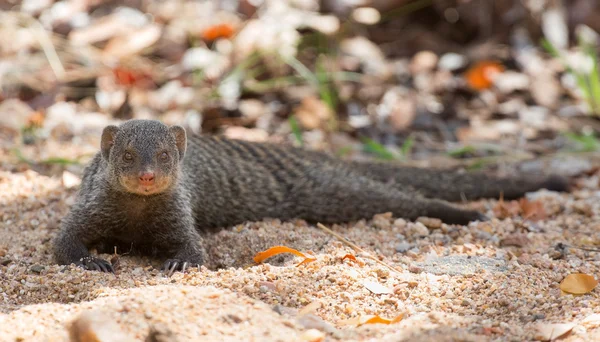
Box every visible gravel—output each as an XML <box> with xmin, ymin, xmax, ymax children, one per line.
<box><xmin>2</xmin><ymin>152</ymin><xmax>600</xmax><ymax>341</ymax></box>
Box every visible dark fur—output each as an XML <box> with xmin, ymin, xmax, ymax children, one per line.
<box><xmin>52</xmin><ymin>119</ymin><xmax>569</xmax><ymax>271</ymax></box>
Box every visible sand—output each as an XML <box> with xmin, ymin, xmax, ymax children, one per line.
<box><xmin>2</xmin><ymin>146</ymin><xmax>600</xmax><ymax>341</ymax></box>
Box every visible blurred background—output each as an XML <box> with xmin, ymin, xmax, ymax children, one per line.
<box><xmin>1</xmin><ymin>0</ymin><xmax>600</xmax><ymax>175</ymax></box>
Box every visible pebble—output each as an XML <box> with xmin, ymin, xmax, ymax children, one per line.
<box><xmin>395</xmin><ymin>242</ymin><xmax>412</xmax><ymax>253</ymax></box>
<box><xmin>69</xmin><ymin>310</ymin><xmax>132</xmax><ymax>342</ymax></box>
<box><xmin>30</xmin><ymin>265</ymin><xmax>45</xmax><ymax>274</ymax></box>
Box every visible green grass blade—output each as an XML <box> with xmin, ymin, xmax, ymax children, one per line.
<box><xmin>288</xmin><ymin>115</ymin><xmax>304</xmax><ymax>147</ymax></box>
<box><xmin>361</xmin><ymin>137</ymin><xmax>396</xmax><ymax>160</ymax></box>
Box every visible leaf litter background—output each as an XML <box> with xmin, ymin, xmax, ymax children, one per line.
<box><xmin>3</xmin><ymin>0</ymin><xmax>600</xmax><ymax>341</ymax></box>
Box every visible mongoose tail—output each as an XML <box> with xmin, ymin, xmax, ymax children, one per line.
<box><xmin>350</xmin><ymin>161</ymin><xmax>570</xmax><ymax>202</ymax></box>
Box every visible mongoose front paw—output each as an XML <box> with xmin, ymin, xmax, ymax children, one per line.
<box><xmin>161</xmin><ymin>259</ymin><xmax>200</xmax><ymax>276</ymax></box>
<box><xmin>76</xmin><ymin>256</ymin><xmax>114</xmax><ymax>273</ymax></box>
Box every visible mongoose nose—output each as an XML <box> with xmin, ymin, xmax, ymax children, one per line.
<box><xmin>139</xmin><ymin>172</ymin><xmax>155</xmax><ymax>186</ymax></box>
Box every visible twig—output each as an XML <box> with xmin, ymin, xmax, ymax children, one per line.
<box><xmin>2</xmin><ymin>11</ymin><xmax>66</xmax><ymax>80</ymax></box>
<box><xmin>316</xmin><ymin>223</ymin><xmax>401</xmax><ymax>275</ymax></box>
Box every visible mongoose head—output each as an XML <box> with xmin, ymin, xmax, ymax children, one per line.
<box><xmin>100</xmin><ymin>119</ymin><xmax>186</xmax><ymax>196</ymax></box>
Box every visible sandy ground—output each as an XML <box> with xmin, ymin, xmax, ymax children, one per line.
<box><xmin>2</xmin><ymin>146</ymin><xmax>600</xmax><ymax>341</ymax></box>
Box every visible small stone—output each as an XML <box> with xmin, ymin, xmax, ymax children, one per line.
<box><xmin>409</xmin><ymin>264</ymin><xmax>423</xmax><ymax>274</ymax></box>
<box><xmin>0</xmin><ymin>259</ymin><xmax>12</xmax><ymax>266</ymax></box>
<box><xmin>410</xmin><ymin>51</ymin><xmax>438</xmax><ymax>74</ymax></box>
<box><xmin>500</xmin><ymin>234</ymin><xmax>530</xmax><ymax>248</ymax></box>
<box><xmin>416</xmin><ymin>217</ymin><xmax>442</xmax><ymax>229</ymax></box>
<box><xmin>30</xmin><ymin>265</ymin><xmax>45</xmax><ymax>274</ymax></box>
<box><xmin>395</xmin><ymin>242</ymin><xmax>412</xmax><ymax>253</ymax></box>
<box><xmin>438</xmin><ymin>52</ymin><xmax>466</xmax><ymax>71</ymax></box>
<box><xmin>145</xmin><ymin>323</ymin><xmax>178</xmax><ymax>342</ymax></box>
<box><xmin>69</xmin><ymin>310</ymin><xmax>133</xmax><ymax>342</ymax></box>
<box><xmin>301</xmin><ymin>329</ymin><xmax>325</xmax><ymax>342</ymax></box>
<box><xmin>351</xmin><ymin>7</ymin><xmax>380</xmax><ymax>25</ymax></box>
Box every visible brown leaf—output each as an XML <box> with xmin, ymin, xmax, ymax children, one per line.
<box><xmin>293</xmin><ymin>97</ymin><xmax>332</xmax><ymax>130</ymax></box>
<box><xmin>103</xmin><ymin>24</ymin><xmax>162</xmax><ymax>59</ymax></box>
<box><xmin>519</xmin><ymin>198</ymin><xmax>547</xmax><ymax>221</ymax></box>
<box><xmin>560</xmin><ymin>273</ymin><xmax>598</xmax><ymax>295</ymax></box>
<box><xmin>253</xmin><ymin>246</ymin><xmax>316</xmax><ymax>267</ymax></box>
<box><xmin>492</xmin><ymin>196</ymin><xmax>521</xmax><ymax>219</ymax></box>
<box><xmin>534</xmin><ymin>322</ymin><xmax>575</xmax><ymax>341</ymax></box>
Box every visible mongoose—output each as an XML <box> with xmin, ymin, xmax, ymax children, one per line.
<box><xmin>52</xmin><ymin>119</ymin><xmax>569</xmax><ymax>273</ymax></box>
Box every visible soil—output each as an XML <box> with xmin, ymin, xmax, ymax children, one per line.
<box><xmin>2</xmin><ymin>145</ymin><xmax>600</xmax><ymax>342</ymax></box>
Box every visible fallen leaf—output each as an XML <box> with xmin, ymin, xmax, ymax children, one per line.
<box><xmin>338</xmin><ymin>314</ymin><xmax>402</xmax><ymax>327</ymax></box>
<box><xmin>560</xmin><ymin>273</ymin><xmax>598</xmax><ymax>295</ymax></box>
<box><xmin>26</xmin><ymin>111</ymin><xmax>45</xmax><ymax>128</ymax></box>
<box><xmin>298</xmin><ymin>301</ymin><xmax>323</xmax><ymax>316</ymax></box>
<box><xmin>464</xmin><ymin>60</ymin><xmax>504</xmax><ymax>90</ymax></box>
<box><xmin>363</xmin><ymin>280</ymin><xmax>393</xmax><ymax>294</ymax></box>
<box><xmin>492</xmin><ymin>196</ymin><xmax>547</xmax><ymax>221</ymax></box>
<box><xmin>103</xmin><ymin>24</ymin><xmax>162</xmax><ymax>59</ymax></box>
<box><xmin>493</xmin><ymin>195</ymin><xmax>521</xmax><ymax>219</ymax></box>
<box><xmin>202</xmin><ymin>23</ymin><xmax>235</xmax><ymax>41</ymax></box>
<box><xmin>342</xmin><ymin>254</ymin><xmax>357</xmax><ymax>263</ymax></box>
<box><xmin>294</xmin><ymin>96</ymin><xmax>333</xmax><ymax>130</ymax></box>
<box><xmin>534</xmin><ymin>322</ymin><xmax>575</xmax><ymax>341</ymax></box>
<box><xmin>112</xmin><ymin>67</ymin><xmax>153</xmax><ymax>88</ymax></box>
<box><xmin>519</xmin><ymin>198</ymin><xmax>547</xmax><ymax>221</ymax></box>
<box><xmin>253</xmin><ymin>246</ymin><xmax>316</xmax><ymax>267</ymax></box>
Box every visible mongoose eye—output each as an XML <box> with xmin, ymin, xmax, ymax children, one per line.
<box><xmin>123</xmin><ymin>152</ymin><xmax>133</xmax><ymax>161</ymax></box>
<box><xmin>160</xmin><ymin>152</ymin><xmax>169</xmax><ymax>161</ymax></box>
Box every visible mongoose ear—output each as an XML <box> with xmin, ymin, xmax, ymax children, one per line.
<box><xmin>169</xmin><ymin>125</ymin><xmax>187</xmax><ymax>161</ymax></box>
<box><xmin>101</xmin><ymin>125</ymin><xmax>119</xmax><ymax>160</ymax></box>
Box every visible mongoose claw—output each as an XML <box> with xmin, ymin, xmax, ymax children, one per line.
<box><xmin>161</xmin><ymin>259</ymin><xmax>190</xmax><ymax>276</ymax></box>
<box><xmin>76</xmin><ymin>256</ymin><xmax>114</xmax><ymax>273</ymax></box>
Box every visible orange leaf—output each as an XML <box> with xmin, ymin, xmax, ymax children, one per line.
<box><xmin>202</xmin><ymin>23</ymin><xmax>235</xmax><ymax>41</ymax></box>
<box><xmin>464</xmin><ymin>60</ymin><xmax>504</xmax><ymax>90</ymax></box>
<box><xmin>339</xmin><ymin>314</ymin><xmax>403</xmax><ymax>327</ymax></box>
<box><xmin>492</xmin><ymin>195</ymin><xmax>521</xmax><ymax>219</ymax></box>
<box><xmin>519</xmin><ymin>198</ymin><xmax>547</xmax><ymax>221</ymax></box>
<box><xmin>253</xmin><ymin>246</ymin><xmax>316</xmax><ymax>267</ymax></box>
<box><xmin>26</xmin><ymin>111</ymin><xmax>45</xmax><ymax>128</ymax></box>
<box><xmin>112</xmin><ymin>67</ymin><xmax>154</xmax><ymax>88</ymax></box>
<box><xmin>560</xmin><ymin>273</ymin><xmax>598</xmax><ymax>295</ymax></box>
<box><xmin>342</xmin><ymin>254</ymin><xmax>357</xmax><ymax>262</ymax></box>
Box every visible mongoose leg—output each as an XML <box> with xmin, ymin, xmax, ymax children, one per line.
<box><xmin>159</xmin><ymin>230</ymin><xmax>206</xmax><ymax>276</ymax></box>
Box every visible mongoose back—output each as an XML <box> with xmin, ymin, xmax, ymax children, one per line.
<box><xmin>52</xmin><ymin>119</ymin><xmax>569</xmax><ymax>273</ymax></box>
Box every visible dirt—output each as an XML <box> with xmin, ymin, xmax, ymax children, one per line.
<box><xmin>2</xmin><ymin>145</ymin><xmax>600</xmax><ymax>342</ymax></box>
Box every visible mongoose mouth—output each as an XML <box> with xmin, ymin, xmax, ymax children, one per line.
<box><xmin>120</xmin><ymin>177</ymin><xmax>171</xmax><ymax>196</ymax></box>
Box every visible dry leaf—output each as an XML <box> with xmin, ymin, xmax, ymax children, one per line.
<box><xmin>342</xmin><ymin>254</ymin><xmax>358</xmax><ymax>263</ymax></box>
<box><xmin>26</xmin><ymin>111</ymin><xmax>45</xmax><ymax>128</ymax></box>
<box><xmin>534</xmin><ymin>322</ymin><xmax>575</xmax><ymax>341</ymax></box>
<box><xmin>103</xmin><ymin>24</ymin><xmax>162</xmax><ymax>59</ymax></box>
<box><xmin>493</xmin><ymin>196</ymin><xmax>547</xmax><ymax>221</ymax></box>
<box><xmin>112</xmin><ymin>67</ymin><xmax>153</xmax><ymax>88</ymax></box>
<box><xmin>298</xmin><ymin>301</ymin><xmax>323</xmax><ymax>316</ymax></box>
<box><xmin>202</xmin><ymin>23</ymin><xmax>235</xmax><ymax>41</ymax></box>
<box><xmin>338</xmin><ymin>314</ymin><xmax>402</xmax><ymax>327</ymax></box>
<box><xmin>464</xmin><ymin>60</ymin><xmax>504</xmax><ymax>90</ymax></box>
<box><xmin>294</xmin><ymin>96</ymin><xmax>332</xmax><ymax>130</ymax></box>
<box><xmin>560</xmin><ymin>273</ymin><xmax>598</xmax><ymax>295</ymax></box>
<box><xmin>519</xmin><ymin>198</ymin><xmax>547</xmax><ymax>221</ymax></box>
<box><xmin>363</xmin><ymin>280</ymin><xmax>393</xmax><ymax>294</ymax></box>
<box><xmin>253</xmin><ymin>246</ymin><xmax>316</xmax><ymax>267</ymax></box>
<box><xmin>492</xmin><ymin>196</ymin><xmax>521</xmax><ymax>219</ymax></box>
